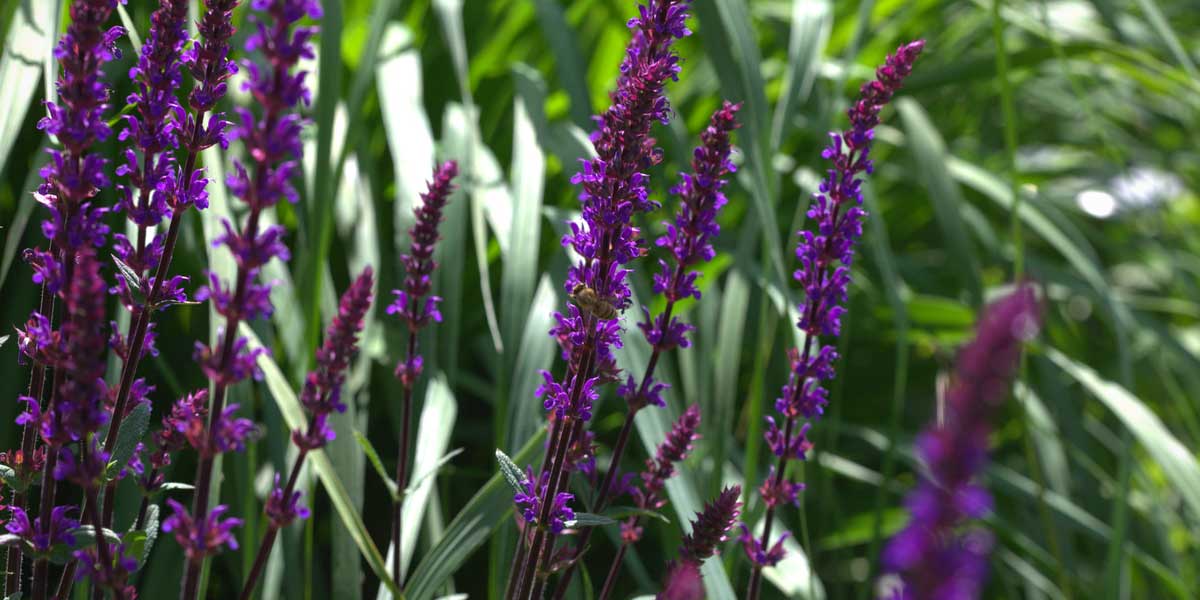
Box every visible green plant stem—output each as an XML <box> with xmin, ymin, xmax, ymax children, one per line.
<box><xmin>993</xmin><ymin>1</ymin><xmax>1073</xmax><ymax>596</ymax></box>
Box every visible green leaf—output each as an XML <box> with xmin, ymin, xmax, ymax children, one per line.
<box><xmin>155</xmin><ymin>482</ymin><xmax>194</xmax><ymax>494</ymax></box>
<box><xmin>354</xmin><ymin>429</ymin><xmax>399</xmax><ymax>498</ymax></box>
<box><xmin>564</xmin><ymin>513</ymin><xmax>616</xmax><ymax>528</ymax></box>
<box><xmin>107</xmin><ymin>401</ymin><xmax>151</xmax><ymax>480</ymax></box>
<box><xmin>129</xmin><ymin>503</ymin><xmax>159</xmax><ymax>570</ymax></box>
<box><xmin>1047</xmin><ymin>348</ymin><xmax>1200</xmax><ymax>519</ymax></box>
<box><xmin>377</xmin><ymin>24</ymin><xmax>434</xmax><ymax>252</ymax></box>
<box><xmin>0</xmin><ymin>464</ymin><xmax>21</xmax><ymax>491</ymax></box>
<box><xmin>0</xmin><ymin>0</ymin><xmax>53</xmax><ymax>179</ymax></box>
<box><xmin>495</xmin><ymin>449</ymin><xmax>528</xmax><ymax>496</ymax></box>
<box><xmin>0</xmin><ymin>534</ymin><xmax>21</xmax><ymax>548</ymax></box>
<box><xmin>530</xmin><ymin>0</ymin><xmax>591</xmax><ymax>126</ymax></box>
<box><xmin>896</xmin><ymin>98</ymin><xmax>983</xmax><ymax>306</ymax></box>
<box><xmin>405</xmin><ymin>429</ymin><xmax>546</xmax><ymax>600</ymax></box>
<box><xmin>241</xmin><ymin>323</ymin><xmax>402</xmax><ymax>599</ymax></box>
<box><xmin>501</xmin><ymin>64</ymin><xmax>547</xmax><ymax>355</ymax></box>
<box><xmin>503</xmin><ymin>275</ymin><xmax>557</xmax><ymax>452</ymax></box>
<box><xmin>599</xmin><ymin>506</ymin><xmax>670</xmax><ymax>524</ymax></box>
<box><xmin>398</xmin><ymin>376</ymin><xmax>458</xmax><ymax>581</ymax></box>
<box><xmin>769</xmin><ymin>0</ymin><xmax>831</xmax><ymax>151</ymax></box>
<box><xmin>403</xmin><ymin>448</ymin><xmax>464</xmax><ymax>498</ymax></box>
<box><xmin>69</xmin><ymin>526</ymin><xmax>121</xmax><ymax>546</ymax></box>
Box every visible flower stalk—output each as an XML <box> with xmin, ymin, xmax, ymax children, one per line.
<box><xmin>881</xmin><ymin>285</ymin><xmax>1041</xmax><ymax>598</ymax></box>
<box><xmin>180</xmin><ymin>1</ymin><xmax>321</xmax><ymax>598</ymax></box>
<box><xmin>240</xmin><ymin>268</ymin><xmax>373</xmax><ymax>598</ymax></box>
<box><xmin>388</xmin><ymin>161</ymin><xmax>458</xmax><ymax>588</ymax></box>
<box><xmin>742</xmin><ymin>40</ymin><xmax>925</xmax><ymax>600</ymax></box>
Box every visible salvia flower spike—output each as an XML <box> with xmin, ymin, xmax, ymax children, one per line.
<box><xmin>181</xmin><ymin>1</ymin><xmax>319</xmax><ymax>598</ymax></box>
<box><xmin>242</xmin><ymin>268</ymin><xmax>374</xmax><ymax>599</ymax></box>
<box><xmin>657</xmin><ymin>486</ymin><xmax>742</xmax><ymax>600</ymax></box>
<box><xmin>387</xmin><ymin>161</ymin><xmax>458</xmax><ymax>588</ymax></box>
<box><xmin>742</xmin><ymin>39</ymin><xmax>925</xmax><ymax>600</ymax></box>
<box><xmin>882</xmin><ymin>285</ymin><xmax>1041</xmax><ymax>599</ymax></box>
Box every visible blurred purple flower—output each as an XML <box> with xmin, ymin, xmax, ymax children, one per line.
<box><xmin>882</xmin><ymin>285</ymin><xmax>1041</xmax><ymax>599</ymax></box>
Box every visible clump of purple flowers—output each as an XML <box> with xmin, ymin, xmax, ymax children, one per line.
<box><xmin>882</xmin><ymin>285</ymin><xmax>1041</xmax><ymax>599</ymax></box>
<box><xmin>387</xmin><ymin>160</ymin><xmax>458</xmax><ymax>588</ymax></box>
<box><xmin>742</xmin><ymin>40</ymin><xmax>925</xmax><ymax>600</ymax></box>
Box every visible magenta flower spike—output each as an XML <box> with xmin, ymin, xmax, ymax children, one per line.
<box><xmin>742</xmin><ymin>40</ymin><xmax>925</xmax><ymax>600</ymax></box>
<box><xmin>181</xmin><ymin>1</ymin><xmax>320</xmax><ymax>598</ymax></box>
<box><xmin>654</xmin><ymin>486</ymin><xmax>742</xmax><ymax>600</ymax></box>
<box><xmin>241</xmin><ymin>268</ymin><xmax>374</xmax><ymax>598</ymax></box>
<box><xmin>882</xmin><ymin>285</ymin><xmax>1041</xmax><ymax>599</ymax></box>
<box><xmin>387</xmin><ymin>162</ymin><xmax>458</xmax><ymax>588</ymax></box>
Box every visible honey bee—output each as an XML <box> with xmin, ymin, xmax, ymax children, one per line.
<box><xmin>570</xmin><ymin>283</ymin><xmax>619</xmax><ymax>320</ymax></box>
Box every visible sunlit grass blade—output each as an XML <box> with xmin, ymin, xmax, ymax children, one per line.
<box><xmin>0</xmin><ymin>0</ymin><xmax>53</xmax><ymax>179</ymax></box>
<box><xmin>769</xmin><ymin>0</ymin><xmax>831</xmax><ymax>151</ymax></box>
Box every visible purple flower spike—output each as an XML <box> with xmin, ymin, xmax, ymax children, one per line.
<box><xmin>677</xmin><ymin>485</ymin><xmax>741</xmax><ymax>565</ymax></box>
<box><xmin>882</xmin><ymin>285</ymin><xmax>1041</xmax><ymax>599</ymax></box>
<box><xmin>265</xmin><ymin>474</ymin><xmax>310</xmax><ymax>528</ymax></box>
<box><xmin>633</xmin><ymin>404</ymin><xmax>701</xmax><ymax>511</ymax></box>
<box><xmin>163</xmin><ymin>499</ymin><xmax>243</xmax><ymax>562</ymax></box>
<box><xmin>391</xmin><ymin>162</ymin><xmax>458</xmax><ymax>331</ymax></box>
<box><xmin>300</xmin><ymin>267</ymin><xmax>374</xmax><ymax>417</ymax></box>
<box><xmin>739</xmin><ymin>523</ymin><xmax>788</xmax><ymax>568</ymax></box>
<box><xmin>659</xmin><ymin>561</ymin><xmax>703</xmax><ymax>600</ymax></box>
<box><xmin>38</xmin><ymin>250</ymin><xmax>110</xmax><ymax>446</ymax></box>
<box><xmin>114</xmin><ymin>0</ymin><xmax>191</xmax><ymax>281</ymax></box>
<box><xmin>514</xmin><ymin>468</ymin><xmax>576</xmax><ymax>535</ymax></box>
<box><xmin>744</xmin><ymin>41</ymin><xmax>924</xmax><ymax>577</ymax></box>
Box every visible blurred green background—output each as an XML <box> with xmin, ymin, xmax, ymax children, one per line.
<box><xmin>1</xmin><ymin>0</ymin><xmax>1198</xmax><ymax>598</ymax></box>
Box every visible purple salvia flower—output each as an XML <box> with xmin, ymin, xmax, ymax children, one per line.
<box><xmin>52</xmin><ymin>442</ymin><xmax>110</xmax><ymax>490</ymax></box>
<box><xmin>28</xmin><ymin>0</ymin><xmax>123</xmax><ymax>281</ymax></box>
<box><xmin>658</xmin><ymin>486</ymin><xmax>741</xmax><ymax>600</ymax></box>
<box><xmin>299</xmin><ymin>268</ymin><xmax>373</xmax><ymax>419</ymax></box>
<box><xmin>163</xmin><ymin>499</ymin><xmax>243</xmax><ymax>562</ymax></box>
<box><xmin>625</xmin><ymin>101</ymin><xmax>740</xmax><ymax>412</ymax></box>
<box><xmin>5</xmin><ymin>506</ymin><xmax>78</xmax><ymax>554</ymax></box>
<box><xmin>182</xmin><ymin>0</ymin><xmax>239</xmax><ymax>152</ymax></box>
<box><xmin>743</xmin><ymin>40</ymin><xmax>925</xmax><ymax>575</ymax></box>
<box><xmin>677</xmin><ymin>485</ymin><xmax>741</xmax><ymax>565</ymax></box>
<box><xmin>112</xmin><ymin>0</ymin><xmax>190</xmax><ymax>307</ymax></box>
<box><xmin>388</xmin><ymin>162</ymin><xmax>458</xmax><ymax>335</ymax></box>
<box><xmin>550</xmin><ymin>0</ymin><xmax>695</xmax><ymax>398</ymax></box>
<box><xmin>659</xmin><ymin>562</ymin><xmax>703</xmax><ymax>600</ymax></box>
<box><xmin>632</xmin><ymin>404</ymin><xmax>701</xmax><ymax>515</ymax></box>
<box><xmin>21</xmin><ymin>250</ymin><xmax>110</xmax><ymax>446</ymax></box>
<box><xmin>73</xmin><ymin>541</ymin><xmax>138</xmax><ymax>597</ymax></box>
<box><xmin>882</xmin><ymin>285</ymin><xmax>1041</xmax><ymax>600</ymax></box>
<box><xmin>181</xmin><ymin>403</ymin><xmax>259</xmax><ymax>458</ymax></box>
<box><xmin>514</xmin><ymin>468</ymin><xmax>576</xmax><ymax>536</ymax></box>
<box><xmin>264</xmin><ymin>473</ymin><xmax>311</xmax><ymax>528</ymax></box>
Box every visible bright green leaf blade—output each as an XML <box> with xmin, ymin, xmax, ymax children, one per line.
<box><xmin>1047</xmin><ymin>348</ymin><xmax>1200</xmax><ymax>519</ymax></box>
<box><xmin>0</xmin><ymin>0</ymin><xmax>52</xmax><ymax>179</ymax></box>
